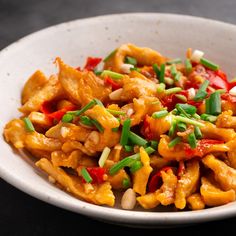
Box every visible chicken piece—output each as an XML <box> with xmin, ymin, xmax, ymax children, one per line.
<box><xmin>133</xmin><ymin>147</ymin><xmax>153</xmax><ymax>196</ymax></box>
<box><xmin>227</xmin><ymin>150</ymin><xmax>236</xmax><ymax>169</ymax></box>
<box><xmin>137</xmin><ymin>192</ymin><xmax>160</xmax><ymax>209</ymax></box>
<box><xmin>174</xmin><ymin>160</ymin><xmax>200</xmax><ymax>209</ymax></box>
<box><xmin>202</xmin><ymin>154</ymin><xmax>236</xmax><ymax>191</ymax></box>
<box><xmin>56</xmin><ymin>57</ymin><xmax>111</xmax><ymax>106</ymax></box>
<box><xmin>104</xmin><ymin>43</ymin><xmax>165</xmax><ymax>72</ymax></box>
<box><xmin>36</xmin><ymin>158</ymin><xmax>115</xmax><ymax>206</ymax></box>
<box><xmin>150</xmin><ymin>155</ymin><xmax>171</xmax><ymax>170</ymax></box>
<box><xmin>4</xmin><ymin>119</ymin><xmax>26</xmax><ymax>149</ymax></box>
<box><xmin>222</xmin><ymin>100</ymin><xmax>236</xmax><ymax>115</ymax></box>
<box><xmin>187</xmin><ymin>193</ymin><xmax>205</xmax><ymax>210</ymax></box>
<box><xmin>200</xmin><ymin>177</ymin><xmax>235</xmax><ymax>207</ymax></box>
<box><xmin>19</xmin><ymin>75</ymin><xmax>64</xmax><ymax>114</ymax></box>
<box><xmin>216</xmin><ymin>110</ymin><xmax>236</xmax><ymax>130</ymax></box>
<box><xmin>156</xmin><ymin>169</ymin><xmax>178</xmax><ymax>206</ymax></box>
<box><xmin>28</xmin><ymin>111</ymin><xmax>53</xmax><ymax>129</ymax></box>
<box><xmin>21</xmin><ymin>70</ymin><xmax>48</xmax><ymax>104</ymax></box>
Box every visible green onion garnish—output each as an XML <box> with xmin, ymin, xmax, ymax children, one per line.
<box><xmin>175</xmin><ymin>104</ymin><xmax>191</xmax><ymax>118</ymax></box>
<box><xmin>125</xmin><ymin>56</ymin><xmax>137</xmax><ymax>66</ymax></box>
<box><xmin>176</xmin><ymin>103</ymin><xmax>197</xmax><ymax>115</ymax></box>
<box><xmin>194</xmin><ymin>126</ymin><xmax>202</xmax><ymax>139</ymax></box>
<box><xmin>122</xmin><ymin>178</ymin><xmax>131</xmax><ymax>188</ymax></box>
<box><xmin>81</xmin><ymin>167</ymin><xmax>92</xmax><ymax>183</ymax></box>
<box><xmin>185</xmin><ymin>59</ymin><xmax>192</xmax><ymax>74</ymax></box>
<box><xmin>101</xmin><ymin>70</ymin><xmax>123</xmax><ymax>80</ymax></box>
<box><xmin>164</xmin><ymin>77</ymin><xmax>174</xmax><ymax>85</ymax></box>
<box><xmin>165</xmin><ymin>87</ymin><xmax>182</xmax><ymax>95</ymax></box>
<box><xmin>168</xmin><ymin>119</ymin><xmax>177</xmax><ymax>137</ymax></box>
<box><xmin>177</xmin><ymin>122</ymin><xmax>187</xmax><ymax>132</ymax></box>
<box><xmin>200</xmin><ymin>58</ymin><xmax>219</xmax><ymax>71</ymax></box>
<box><xmin>120</xmin><ymin>118</ymin><xmax>131</xmax><ymax>146</ymax></box>
<box><xmin>23</xmin><ymin>117</ymin><xmax>35</xmax><ymax>132</ymax></box>
<box><xmin>159</xmin><ymin>64</ymin><xmax>165</xmax><ymax>83</ymax></box>
<box><xmin>157</xmin><ymin>83</ymin><xmax>166</xmax><ymax>93</ymax></box>
<box><xmin>175</xmin><ymin>94</ymin><xmax>187</xmax><ymax>102</ymax></box>
<box><xmin>80</xmin><ymin>116</ymin><xmax>94</xmax><ymax>127</ymax></box>
<box><xmin>98</xmin><ymin>147</ymin><xmax>111</xmax><ymax>167</ymax></box>
<box><xmin>109</xmin><ymin>147</ymin><xmax>155</xmax><ymax>175</ymax></box>
<box><xmin>153</xmin><ymin>64</ymin><xmax>160</xmax><ymax>78</ymax></box>
<box><xmin>74</xmin><ymin>100</ymin><xmax>96</xmax><ymax>116</ymax></box>
<box><xmin>130</xmin><ymin>67</ymin><xmax>141</xmax><ymax>72</ymax></box>
<box><xmin>170</xmin><ymin>65</ymin><xmax>177</xmax><ymax>76</ymax></box>
<box><xmin>200</xmin><ymin>114</ymin><xmax>217</xmax><ymax>123</ymax></box>
<box><xmin>94</xmin><ymin>69</ymin><xmax>102</xmax><ymax>76</ymax></box>
<box><xmin>130</xmin><ymin>160</ymin><xmax>143</xmax><ymax>173</ymax></box>
<box><xmin>94</xmin><ymin>98</ymin><xmax>104</xmax><ymax>107</ymax></box>
<box><xmin>168</xmin><ymin>137</ymin><xmax>181</xmax><ymax>148</ymax></box>
<box><xmin>205</xmin><ymin>98</ymin><xmax>210</xmax><ymax>114</ymax></box>
<box><xmin>175</xmin><ymin>115</ymin><xmax>204</xmax><ymax>127</ymax></box>
<box><xmin>129</xmin><ymin>131</ymin><xmax>148</xmax><ymax>146</ymax></box>
<box><xmin>166</xmin><ymin>58</ymin><xmax>182</xmax><ymax>65</ymax></box>
<box><xmin>103</xmin><ymin>49</ymin><xmax>117</xmax><ymax>62</ymax></box>
<box><xmin>174</xmin><ymin>72</ymin><xmax>181</xmax><ymax>82</ymax></box>
<box><xmin>124</xmin><ymin>145</ymin><xmax>133</xmax><ymax>152</ymax></box>
<box><xmin>188</xmin><ymin>132</ymin><xmax>197</xmax><ymax>149</ymax></box>
<box><xmin>208</xmin><ymin>91</ymin><xmax>221</xmax><ymax>115</ymax></box>
<box><xmin>192</xmin><ymin>113</ymin><xmax>201</xmax><ymax>120</ymax></box>
<box><xmin>62</xmin><ymin>113</ymin><xmax>74</xmax><ymax>123</ymax></box>
<box><xmin>152</xmin><ymin>110</ymin><xmax>168</xmax><ymax>119</ymax></box>
<box><xmin>91</xmin><ymin>119</ymin><xmax>104</xmax><ymax>132</ymax></box>
<box><xmin>150</xmin><ymin>140</ymin><xmax>158</xmax><ymax>150</ymax></box>
<box><xmin>194</xmin><ymin>80</ymin><xmax>209</xmax><ymax>101</ymax></box>
<box><xmin>112</xmin><ymin>127</ymin><xmax>119</xmax><ymax>132</ymax></box>
<box><xmin>106</xmin><ymin>109</ymin><xmax>126</xmax><ymax>116</ymax></box>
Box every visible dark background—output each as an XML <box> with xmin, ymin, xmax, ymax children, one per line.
<box><xmin>1</xmin><ymin>0</ymin><xmax>236</xmax><ymax>235</ymax></box>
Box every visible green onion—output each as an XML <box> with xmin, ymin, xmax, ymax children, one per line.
<box><xmin>200</xmin><ymin>58</ymin><xmax>219</xmax><ymax>71</ymax></box>
<box><xmin>165</xmin><ymin>87</ymin><xmax>182</xmax><ymax>95</ymax></box>
<box><xmin>152</xmin><ymin>110</ymin><xmax>168</xmax><ymax>119</ymax></box>
<box><xmin>109</xmin><ymin>147</ymin><xmax>155</xmax><ymax>175</ymax></box>
<box><xmin>175</xmin><ymin>115</ymin><xmax>204</xmax><ymax>127</ymax></box>
<box><xmin>112</xmin><ymin>127</ymin><xmax>119</xmax><ymax>132</ymax></box>
<box><xmin>205</xmin><ymin>98</ymin><xmax>210</xmax><ymax>114</ymax></box>
<box><xmin>130</xmin><ymin>160</ymin><xmax>143</xmax><ymax>173</ymax></box>
<box><xmin>74</xmin><ymin>100</ymin><xmax>96</xmax><ymax>116</ymax></box>
<box><xmin>168</xmin><ymin>137</ymin><xmax>181</xmax><ymax>148</ymax></box>
<box><xmin>122</xmin><ymin>178</ymin><xmax>131</xmax><ymax>188</ymax></box>
<box><xmin>188</xmin><ymin>132</ymin><xmax>197</xmax><ymax>149</ymax></box>
<box><xmin>94</xmin><ymin>69</ymin><xmax>102</xmax><ymax>76</ymax></box>
<box><xmin>98</xmin><ymin>147</ymin><xmax>111</xmax><ymax>167</ymax></box>
<box><xmin>129</xmin><ymin>131</ymin><xmax>148</xmax><ymax>146</ymax></box>
<box><xmin>164</xmin><ymin>77</ymin><xmax>174</xmax><ymax>85</ymax></box>
<box><xmin>200</xmin><ymin>114</ymin><xmax>217</xmax><ymax>123</ymax></box>
<box><xmin>91</xmin><ymin>119</ymin><xmax>104</xmax><ymax>132</ymax></box>
<box><xmin>157</xmin><ymin>83</ymin><xmax>166</xmax><ymax>93</ymax></box>
<box><xmin>176</xmin><ymin>103</ymin><xmax>197</xmax><ymax>115</ymax></box>
<box><xmin>106</xmin><ymin>109</ymin><xmax>126</xmax><ymax>116</ymax></box>
<box><xmin>125</xmin><ymin>56</ymin><xmax>137</xmax><ymax>66</ymax></box>
<box><xmin>171</xmin><ymin>108</ymin><xmax>179</xmax><ymax>115</ymax></box>
<box><xmin>94</xmin><ymin>98</ymin><xmax>104</xmax><ymax>107</ymax></box>
<box><xmin>80</xmin><ymin>116</ymin><xmax>94</xmax><ymax>127</ymax></box>
<box><xmin>194</xmin><ymin>80</ymin><xmax>209</xmax><ymax>101</ymax></box>
<box><xmin>170</xmin><ymin>65</ymin><xmax>177</xmax><ymax>76</ymax></box>
<box><xmin>81</xmin><ymin>167</ymin><xmax>92</xmax><ymax>183</ymax></box>
<box><xmin>185</xmin><ymin>59</ymin><xmax>192</xmax><ymax>74</ymax></box>
<box><xmin>168</xmin><ymin>119</ymin><xmax>177</xmax><ymax>137</ymax></box>
<box><xmin>103</xmin><ymin>49</ymin><xmax>117</xmax><ymax>62</ymax></box>
<box><xmin>174</xmin><ymin>72</ymin><xmax>181</xmax><ymax>82</ymax></box>
<box><xmin>23</xmin><ymin>117</ymin><xmax>35</xmax><ymax>132</ymax></box>
<box><xmin>153</xmin><ymin>64</ymin><xmax>160</xmax><ymax>78</ymax></box>
<box><xmin>62</xmin><ymin>113</ymin><xmax>74</xmax><ymax>123</ymax></box>
<box><xmin>101</xmin><ymin>70</ymin><xmax>123</xmax><ymax>80</ymax></box>
<box><xmin>209</xmin><ymin>92</ymin><xmax>221</xmax><ymax>115</ymax></box>
<box><xmin>175</xmin><ymin>94</ymin><xmax>187</xmax><ymax>102</ymax></box>
<box><xmin>175</xmin><ymin>104</ymin><xmax>191</xmax><ymax>118</ymax></box>
<box><xmin>159</xmin><ymin>64</ymin><xmax>165</xmax><ymax>83</ymax></box>
<box><xmin>150</xmin><ymin>140</ymin><xmax>158</xmax><ymax>150</ymax></box>
<box><xmin>192</xmin><ymin>113</ymin><xmax>201</xmax><ymax>120</ymax></box>
<box><xmin>166</xmin><ymin>58</ymin><xmax>182</xmax><ymax>65</ymax></box>
<box><xmin>130</xmin><ymin>67</ymin><xmax>141</xmax><ymax>72</ymax></box>
<box><xmin>216</xmin><ymin>89</ymin><xmax>226</xmax><ymax>94</ymax></box>
<box><xmin>177</xmin><ymin>122</ymin><xmax>187</xmax><ymax>132</ymax></box>
<box><xmin>120</xmin><ymin>118</ymin><xmax>131</xmax><ymax>146</ymax></box>
<box><xmin>124</xmin><ymin>145</ymin><xmax>133</xmax><ymax>152</ymax></box>
<box><xmin>194</xmin><ymin>126</ymin><xmax>202</xmax><ymax>139</ymax></box>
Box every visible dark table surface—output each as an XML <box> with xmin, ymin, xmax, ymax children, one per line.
<box><xmin>1</xmin><ymin>0</ymin><xmax>236</xmax><ymax>234</ymax></box>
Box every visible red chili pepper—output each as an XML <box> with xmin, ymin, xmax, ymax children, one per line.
<box><xmin>40</xmin><ymin>100</ymin><xmax>58</xmax><ymax>114</ymax></box>
<box><xmin>221</xmin><ymin>93</ymin><xmax>236</xmax><ymax>103</ymax></box>
<box><xmin>148</xmin><ymin>166</ymin><xmax>172</xmax><ymax>192</ymax></box>
<box><xmin>84</xmin><ymin>57</ymin><xmax>102</xmax><ymax>71</ymax></box>
<box><xmin>177</xmin><ymin>161</ymin><xmax>185</xmax><ymax>179</ymax></box>
<box><xmin>86</xmin><ymin>167</ymin><xmax>106</xmax><ymax>184</ymax></box>
<box><xmin>206</xmin><ymin>69</ymin><xmax>229</xmax><ymax>91</ymax></box>
<box><xmin>47</xmin><ymin>105</ymin><xmax>77</xmax><ymax>121</ymax></box>
<box><xmin>141</xmin><ymin>115</ymin><xmax>154</xmax><ymax>140</ymax></box>
<box><xmin>104</xmin><ymin>76</ymin><xmax>122</xmax><ymax>90</ymax></box>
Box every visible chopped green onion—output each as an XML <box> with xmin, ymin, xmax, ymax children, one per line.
<box><xmin>91</xmin><ymin>119</ymin><xmax>104</xmax><ymax>132</ymax></box>
<box><xmin>200</xmin><ymin>58</ymin><xmax>219</xmax><ymax>71</ymax></box>
<box><xmin>175</xmin><ymin>104</ymin><xmax>191</xmax><ymax>118</ymax></box>
<box><xmin>74</xmin><ymin>100</ymin><xmax>96</xmax><ymax>116</ymax></box>
<box><xmin>157</xmin><ymin>83</ymin><xmax>166</xmax><ymax>93</ymax></box>
<box><xmin>205</xmin><ymin>98</ymin><xmax>210</xmax><ymax>114</ymax></box>
<box><xmin>106</xmin><ymin>109</ymin><xmax>126</xmax><ymax>116</ymax></box>
<box><xmin>208</xmin><ymin>92</ymin><xmax>221</xmax><ymax>115</ymax></box>
<box><xmin>152</xmin><ymin>110</ymin><xmax>168</xmax><ymax>119</ymax></box>
<box><xmin>175</xmin><ymin>115</ymin><xmax>204</xmax><ymax>127</ymax></box>
<box><xmin>159</xmin><ymin>64</ymin><xmax>165</xmax><ymax>83</ymax></box>
<box><xmin>130</xmin><ymin>67</ymin><xmax>141</xmax><ymax>72</ymax></box>
<box><xmin>177</xmin><ymin>122</ymin><xmax>187</xmax><ymax>132</ymax></box>
<box><xmin>124</xmin><ymin>145</ymin><xmax>133</xmax><ymax>152</ymax></box>
<box><xmin>103</xmin><ymin>49</ymin><xmax>117</xmax><ymax>62</ymax></box>
<box><xmin>81</xmin><ymin>167</ymin><xmax>92</xmax><ymax>183</ymax></box>
<box><xmin>62</xmin><ymin>113</ymin><xmax>74</xmax><ymax>123</ymax></box>
<box><xmin>194</xmin><ymin>126</ymin><xmax>202</xmax><ymax>139</ymax></box>
<box><xmin>192</xmin><ymin>113</ymin><xmax>201</xmax><ymax>120</ymax></box>
<box><xmin>216</xmin><ymin>89</ymin><xmax>226</xmax><ymax>94</ymax></box>
<box><xmin>170</xmin><ymin>65</ymin><xmax>177</xmax><ymax>76</ymax></box>
<box><xmin>174</xmin><ymin>72</ymin><xmax>181</xmax><ymax>82</ymax></box>
<box><xmin>94</xmin><ymin>98</ymin><xmax>104</xmax><ymax>107</ymax></box>
<box><xmin>166</xmin><ymin>58</ymin><xmax>182</xmax><ymax>65</ymax></box>
<box><xmin>176</xmin><ymin>103</ymin><xmax>197</xmax><ymax>115</ymax></box>
<box><xmin>168</xmin><ymin>119</ymin><xmax>177</xmax><ymax>137</ymax></box>
<box><xmin>171</xmin><ymin>108</ymin><xmax>179</xmax><ymax>115</ymax></box>
<box><xmin>101</xmin><ymin>70</ymin><xmax>123</xmax><ymax>80</ymax></box>
<box><xmin>94</xmin><ymin>69</ymin><xmax>102</xmax><ymax>76</ymax></box>
<box><xmin>168</xmin><ymin>137</ymin><xmax>181</xmax><ymax>148</ymax></box>
<box><xmin>200</xmin><ymin>114</ymin><xmax>217</xmax><ymax>123</ymax></box>
<box><xmin>125</xmin><ymin>56</ymin><xmax>137</xmax><ymax>66</ymax></box>
<box><xmin>185</xmin><ymin>59</ymin><xmax>192</xmax><ymax>74</ymax></box>
<box><xmin>112</xmin><ymin>127</ymin><xmax>119</xmax><ymax>132</ymax></box>
<box><xmin>164</xmin><ymin>77</ymin><xmax>174</xmax><ymax>86</ymax></box>
<box><xmin>130</xmin><ymin>160</ymin><xmax>143</xmax><ymax>173</ymax></box>
<box><xmin>98</xmin><ymin>147</ymin><xmax>111</xmax><ymax>167</ymax></box>
<box><xmin>129</xmin><ymin>131</ymin><xmax>148</xmax><ymax>146</ymax></box>
<box><xmin>80</xmin><ymin>116</ymin><xmax>93</xmax><ymax>127</ymax></box>
<box><xmin>23</xmin><ymin>117</ymin><xmax>35</xmax><ymax>132</ymax></box>
<box><xmin>194</xmin><ymin>80</ymin><xmax>209</xmax><ymax>101</ymax></box>
<box><xmin>122</xmin><ymin>178</ymin><xmax>131</xmax><ymax>188</ymax></box>
<box><xmin>109</xmin><ymin>147</ymin><xmax>155</xmax><ymax>175</ymax></box>
<box><xmin>175</xmin><ymin>94</ymin><xmax>187</xmax><ymax>102</ymax></box>
<box><xmin>165</xmin><ymin>87</ymin><xmax>182</xmax><ymax>95</ymax></box>
<box><xmin>153</xmin><ymin>64</ymin><xmax>160</xmax><ymax>78</ymax></box>
<box><xmin>150</xmin><ymin>140</ymin><xmax>158</xmax><ymax>150</ymax></box>
<box><xmin>188</xmin><ymin>132</ymin><xmax>197</xmax><ymax>149</ymax></box>
<box><xmin>120</xmin><ymin>118</ymin><xmax>131</xmax><ymax>146</ymax></box>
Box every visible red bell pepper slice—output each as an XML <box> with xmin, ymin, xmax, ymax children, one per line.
<box><xmin>84</xmin><ymin>57</ymin><xmax>102</xmax><ymax>71</ymax></box>
<box><xmin>206</xmin><ymin>69</ymin><xmax>229</xmax><ymax>91</ymax></box>
<box><xmin>86</xmin><ymin>167</ymin><xmax>106</xmax><ymax>184</ymax></box>
<box><xmin>104</xmin><ymin>76</ymin><xmax>122</xmax><ymax>90</ymax></box>
<box><xmin>148</xmin><ymin>166</ymin><xmax>172</xmax><ymax>192</ymax></box>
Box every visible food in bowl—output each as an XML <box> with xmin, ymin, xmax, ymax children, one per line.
<box><xmin>3</xmin><ymin>43</ymin><xmax>236</xmax><ymax>211</ymax></box>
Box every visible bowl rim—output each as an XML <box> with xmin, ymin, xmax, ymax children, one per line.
<box><xmin>1</xmin><ymin>12</ymin><xmax>236</xmax><ymax>226</ymax></box>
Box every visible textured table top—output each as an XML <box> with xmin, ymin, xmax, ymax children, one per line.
<box><xmin>0</xmin><ymin>0</ymin><xmax>236</xmax><ymax>234</ymax></box>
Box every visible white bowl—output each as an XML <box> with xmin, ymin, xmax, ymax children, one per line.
<box><xmin>1</xmin><ymin>13</ymin><xmax>236</xmax><ymax>227</ymax></box>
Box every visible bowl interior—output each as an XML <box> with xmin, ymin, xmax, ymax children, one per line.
<box><xmin>1</xmin><ymin>13</ymin><xmax>236</xmax><ymax>226</ymax></box>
